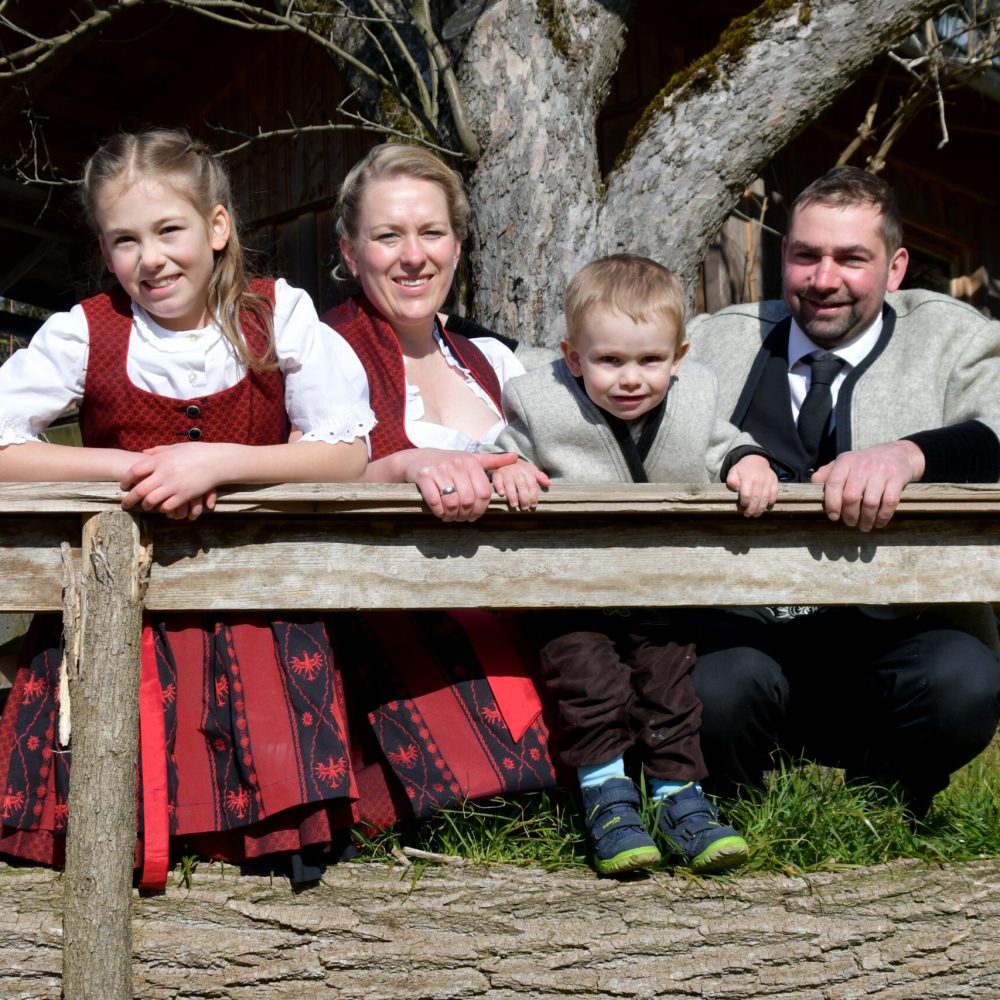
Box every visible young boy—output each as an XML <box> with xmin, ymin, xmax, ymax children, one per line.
<box><xmin>490</xmin><ymin>255</ymin><xmax>778</xmax><ymax>876</ymax></box>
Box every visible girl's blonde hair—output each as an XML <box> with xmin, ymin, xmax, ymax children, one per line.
<box><xmin>334</xmin><ymin>143</ymin><xmax>470</xmax><ymax>273</ymax></box>
<box><xmin>81</xmin><ymin>128</ymin><xmax>275</xmax><ymax>370</ymax></box>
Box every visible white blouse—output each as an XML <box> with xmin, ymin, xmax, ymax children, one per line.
<box><xmin>0</xmin><ymin>279</ymin><xmax>375</xmax><ymax>447</ymax></box>
<box><xmin>393</xmin><ymin>327</ymin><xmax>524</xmax><ymax>451</ymax></box>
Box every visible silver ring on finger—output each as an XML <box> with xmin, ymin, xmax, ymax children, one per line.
<box><xmin>439</xmin><ymin>485</ymin><xmax>458</xmax><ymax>496</ymax></box>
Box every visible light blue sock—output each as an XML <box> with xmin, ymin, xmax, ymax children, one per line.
<box><xmin>650</xmin><ymin>779</ymin><xmax>698</xmax><ymax>802</ymax></box>
<box><xmin>577</xmin><ymin>755</ymin><xmax>626</xmax><ymax>789</ymax></box>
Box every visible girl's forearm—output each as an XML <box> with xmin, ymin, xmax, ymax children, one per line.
<box><xmin>0</xmin><ymin>441</ymin><xmax>141</xmax><ymax>482</ymax></box>
<box><xmin>208</xmin><ymin>439</ymin><xmax>368</xmax><ymax>485</ymax></box>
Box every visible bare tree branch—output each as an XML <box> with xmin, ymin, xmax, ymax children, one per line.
<box><xmin>841</xmin><ymin>1</ymin><xmax>1000</xmax><ymax>169</ymax></box>
<box><xmin>0</xmin><ymin>0</ymin><xmax>144</xmax><ymax>78</ymax></box>
<box><xmin>411</xmin><ymin>0</ymin><xmax>480</xmax><ymax>157</ymax></box>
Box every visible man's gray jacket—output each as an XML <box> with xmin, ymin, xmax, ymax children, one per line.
<box><xmin>687</xmin><ymin>288</ymin><xmax>1000</xmax><ymax>483</ymax></box>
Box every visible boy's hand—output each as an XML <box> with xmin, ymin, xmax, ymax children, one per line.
<box><xmin>726</xmin><ymin>454</ymin><xmax>779</xmax><ymax>518</ymax></box>
<box><xmin>491</xmin><ymin>458</ymin><xmax>550</xmax><ymax>511</ymax></box>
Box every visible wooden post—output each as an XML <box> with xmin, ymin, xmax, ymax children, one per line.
<box><xmin>62</xmin><ymin>511</ymin><xmax>150</xmax><ymax>1000</ymax></box>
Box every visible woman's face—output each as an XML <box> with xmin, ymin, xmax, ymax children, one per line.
<box><xmin>341</xmin><ymin>176</ymin><xmax>460</xmax><ymax>340</ymax></box>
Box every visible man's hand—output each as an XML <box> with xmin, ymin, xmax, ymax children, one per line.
<box><xmin>812</xmin><ymin>440</ymin><xmax>926</xmax><ymax>531</ymax></box>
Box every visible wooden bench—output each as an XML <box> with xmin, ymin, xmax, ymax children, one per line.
<box><xmin>3</xmin><ymin>480</ymin><xmax>1000</xmax><ymax>999</ymax></box>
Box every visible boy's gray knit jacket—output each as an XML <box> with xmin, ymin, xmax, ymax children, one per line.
<box><xmin>491</xmin><ymin>356</ymin><xmax>759</xmax><ymax>483</ymax></box>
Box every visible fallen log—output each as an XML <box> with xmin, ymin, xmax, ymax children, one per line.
<box><xmin>2</xmin><ymin>857</ymin><xmax>999</xmax><ymax>998</ymax></box>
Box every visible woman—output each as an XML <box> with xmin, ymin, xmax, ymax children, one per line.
<box><xmin>322</xmin><ymin>144</ymin><xmax>556</xmax><ymax>834</ymax></box>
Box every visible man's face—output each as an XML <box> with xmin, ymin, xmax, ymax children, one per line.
<box><xmin>782</xmin><ymin>200</ymin><xmax>908</xmax><ymax>347</ymax></box>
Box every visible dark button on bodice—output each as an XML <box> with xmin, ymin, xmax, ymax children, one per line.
<box><xmin>187</xmin><ymin>427</ymin><xmax>202</xmax><ymax>441</ymax></box>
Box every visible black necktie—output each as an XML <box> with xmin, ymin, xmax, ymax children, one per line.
<box><xmin>797</xmin><ymin>353</ymin><xmax>846</xmax><ymax>460</ymax></box>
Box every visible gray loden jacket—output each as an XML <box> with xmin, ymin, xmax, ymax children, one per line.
<box><xmin>687</xmin><ymin>288</ymin><xmax>1000</xmax><ymax>468</ymax></box>
<box><xmin>686</xmin><ymin>286</ymin><xmax>1000</xmax><ymax>650</ymax></box>
<box><xmin>492</xmin><ymin>355</ymin><xmax>759</xmax><ymax>483</ymax></box>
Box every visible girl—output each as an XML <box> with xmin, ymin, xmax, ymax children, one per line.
<box><xmin>0</xmin><ymin>129</ymin><xmax>375</xmax><ymax>888</ymax></box>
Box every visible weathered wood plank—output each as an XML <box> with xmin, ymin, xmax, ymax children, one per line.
<box><xmin>0</xmin><ymin>518</ymin><xmax>79</xmax><ymax>610</ymax></box>
<box><xmin>3</xmin><ymin>481</ymin><xmax>1000</xmax><ymax>516</ymax></box>
<box><xmin>3</xmin><ymin>486</ymin><xmax>1000</xmax><ymax>613</ymax></box>
<box><xmin>143</xmin><ymin>513</ymin><xmax>1000</xmax><ymax>610</ymax></box>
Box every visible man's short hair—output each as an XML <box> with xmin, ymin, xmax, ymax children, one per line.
<box><xmin>564</xmin><ymin>254</ymin><xmax>686</xmax><ymax>344</ymax></box>
<box><xmin>789</xmin><ymin>166</ymin><xmax>903</xmax><ymax>255</ymax></box>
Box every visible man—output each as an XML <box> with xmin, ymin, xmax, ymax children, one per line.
<box><xmin>685</xmin><ymin>166</ymin><xmax>1000</xmax><ymax>817</ymax></box>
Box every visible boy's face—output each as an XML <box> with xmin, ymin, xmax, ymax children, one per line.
<box><xmin>561</xmin><ymin>306</ymin><xmax>687</xmax><ymax>421</ymax></box>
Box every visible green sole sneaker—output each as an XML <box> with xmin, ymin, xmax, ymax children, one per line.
<box><xmin>594</xmin><ymin>844</ymin><xmax>662</xmax><ymax>876</ymax></box>
<box><xmin>686</xmin><ymin>835</ymin><xmax>750</xmax><ymax>874</ymax></box>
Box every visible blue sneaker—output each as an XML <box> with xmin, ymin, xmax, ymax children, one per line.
<box><xmin>581</xmin><ymin>777</ymin><xmax>661</xmax><ymax>876</ymax></box>
<box><xmin>656</xmin><ymin>783</ymin><xmax>749</xmax><ymax>873</ymax></box>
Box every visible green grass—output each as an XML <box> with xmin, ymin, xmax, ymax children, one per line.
<box><xmin>357</xmin><ymin>741</ymin><xmax>1000</xmax><ymax>878</ymax></box>
<box><xmin>359</xmin><ymin>788</ymin><xmax>588</xmax><ymax>871</ymax></box>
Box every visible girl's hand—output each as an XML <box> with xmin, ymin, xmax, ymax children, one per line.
<box><xmin>121</xmin><ymin>443</ymin><xmax>231</xmax><ymax>516</ymax></box>
<box><xmin>491</xmin><ymin>458</ymin><xmax>549</xmax><ymax>511</ymax></box>
<box><xmin>726</xmin><ymin>454</ymin><xmax>779</xmax><ymax>518</ymax></box>
<box><xmin>165</xmin><ymin>489</ymin><xmax>219</xmax><ymax>522</ymax></box>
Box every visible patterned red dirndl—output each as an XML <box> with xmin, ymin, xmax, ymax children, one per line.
<box><xmin>323</xmin><ymin>296</ymin><xmax>557</xmax><ymax>830</ymax></box>
<box><xmin>0</xmin><ymin>282</ymin><xmax>357</xmax><ymax>887</ymax></box>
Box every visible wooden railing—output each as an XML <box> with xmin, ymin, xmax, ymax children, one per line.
<box><xmin>3</xmin><ymin>481</ymin><xmax>1000</xmax><ymax>999</ymax></box>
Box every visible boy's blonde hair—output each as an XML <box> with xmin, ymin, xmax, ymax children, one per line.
<box><xmin>564</xmin><ymin>254</ymin><xmax>685</xmax><ymax>344</ymax></box>
<box><xmin>81</xmin><ymin>128</ymin><xmax>275</xmax><ymax>371</ymax></box>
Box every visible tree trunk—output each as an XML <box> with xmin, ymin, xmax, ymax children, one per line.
<box><xmin>62</xmin><ymin>512</ymin><xmax>149</xmax><ymax>1000</ymax></box>
<box><xmin>460</xmin><ymin>0</ymin><xmax>953</xmax><ymax>344</ymax></box>
<box><xmin>460</xmin><ymin>0</ymin><xmax>634</xmax><ymax>345</ymax></box>
<box><xmin>3</xmin><ymin>857</ymin><xmax>999</xmax><ymax>997</ymax></box>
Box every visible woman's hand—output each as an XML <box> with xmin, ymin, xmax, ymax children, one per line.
<box><xmin>726</xmin><ymin>454</ymin><xmax>779</xmax><ymax>518</ymax></box>
<box><xmin>490</xmin><ymin>458</ymin><xmax>549</xmax><ymax>511</ymax></box>
<box><xmin>388</xmin><ymin>449</ymin><xmax>518</xmax><ymax>521</ymax></box>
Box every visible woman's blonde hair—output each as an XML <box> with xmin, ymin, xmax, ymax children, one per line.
<box><xmin>81</xmin><ymin>128</ymin><xmax>275</xmax><ymax>370</ymax></box>
<box><xmin>334</xmin><ymin>143</ymin><xmax>470</xmax><ymax>269</ymax></box>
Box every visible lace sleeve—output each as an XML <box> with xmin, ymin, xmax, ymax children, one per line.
<box><xmin>272</xmin><ymin>280</ymin><xmax>376</xmax><ymax>445</ymax></box>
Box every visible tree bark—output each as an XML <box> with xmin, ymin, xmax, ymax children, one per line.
<box><xmin>62</xmin><ymin>512</ymin><xmax>150</xmax><ymax>1000</ymax></box>
<box><xmin>3</xmin><ymin>857</ymin><xmax>1000</xmax><ymax>997</ymax></box>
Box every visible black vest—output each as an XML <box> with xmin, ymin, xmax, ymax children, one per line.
<box><xmin>730</xmin><ymin>311</ymin><xmax>896</xmax><ymax>482</ymax></box>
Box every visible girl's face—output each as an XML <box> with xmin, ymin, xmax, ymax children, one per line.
<box><xmin>340</xmin><ymin>176</ymin><xmax>460</xmax><ymax>341</ymax></box>
<box><xmin>96</xmin><ymin>177</ymin><xmax>231</xmax><ymax>331</ymax></box>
